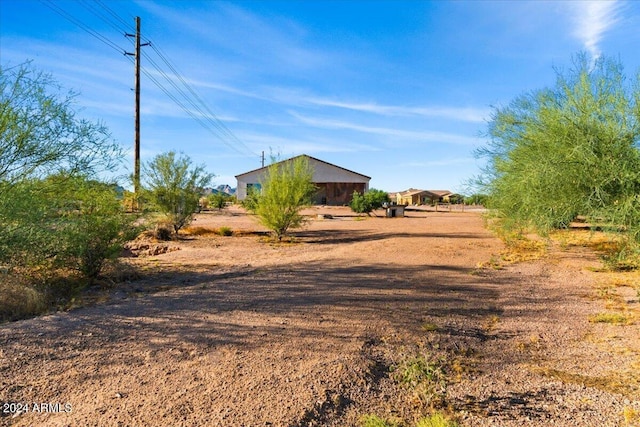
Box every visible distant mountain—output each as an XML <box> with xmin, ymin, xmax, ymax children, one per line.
<box><xmin>216</xmin><ymin>184</ymin><xmax>235</xmax><ymax>195</ymax></box>
<box><xmin>203</xmin><ymin>185</ymin><xmax>236</xmax><ymax>196</ymax></box>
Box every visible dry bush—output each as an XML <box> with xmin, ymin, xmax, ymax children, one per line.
<box><xmin>153</xmin><ymin>222</ymin><xmax>174</xmax><ymax>240</ymax></box>
<box><xmin>534</xmin><ymin>366</ymin><xmax>640</xmax><ymax>399</ymax></box>
<box><xmin>0</xmin><ymin>274</ymin><xmax>48</xmax><ymax>322</ymax></box>
<box><xmin>181</xmin><ymin>225</ymin><xmax>233</xmax><ymax>237</ymax></box>
<box><xmin>216</xmin><ymin>226</ymin><xmax>233</xmax><ymax>236</ymax></box>
<box><xmin>182</xmin><ymin>226</ymin><xmax>217</xmax><ymax>236</ymax></box>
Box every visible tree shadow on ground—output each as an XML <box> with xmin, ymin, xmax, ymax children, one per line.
<box><xmin>292</xmin><ymin>229</ymin><xmax>494</xmax><ymax>244</ymax></box>
<box><xmin>1</xmin><ymin>257</ymin><xmax>553</xmax><ymax>373</ymax></box>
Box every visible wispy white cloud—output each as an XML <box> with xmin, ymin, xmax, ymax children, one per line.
<box><xmin>139</xmin><ymin>1</ymin><xmax>330</xmax><ymax>73</ymax></box>
<box><xmin>183</xmin><ymin>77</ymin><xmax>490</xmax><ymax>123</ymax></box>
<box><xmin>569</xmin><ymin>0</ymin><xmax>622</xmax><ymax>59</ymax></box>
<box><xmin>289</xmin><ymin>112</ymin><xmax>479</xmax><ymax>146</ymax></box>
<box><xmin>237</xmin><ymin>132</ymin><xmax>379</xmax><ymax>155</ymax></box>
<box><xmin>305</xmin><ymin>97</ymin><xmax>490</xmax><ymax>123</ymax></box>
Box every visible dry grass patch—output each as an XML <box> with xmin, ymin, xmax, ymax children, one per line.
<box><xmin>181</xmin><ymin>225</ymin><xmax>217</xmax><ymax>236</ymax></box>
<box><xmin>589</xmin><ymin>312</ymin><xmax>633</xmax><ymax>325</ymax></box>
<box><xmin>623</xmin><ymin>406</ymin><xmax>640</xmax><ymax>426</ymax></box>
<box><xmin>552</xmin><ymin>229</ymin><xmax>640</xmax><ymax>271</ymax></box>
<box><xmin>182</xmin><ymin>225</ymin><xmax>235</xmax><ymax>236</ymax></box>
<box><xmin>483</xmin><ymin>315</ymin><xmax>500</xmax><ymax>332</ymax></box>
<box><xmin>421</xmin><ymin>322</ymin><xmax>439</xmax><ymax>332</ymax></box>
<box><xmin>500</xmin><ymin>237</ymin><xmax>547</xmax><ymax>264</ymax></box>
<box><xmin>475</xmin><ymin>237</ymin><xmax>546</xmax><ymax>269</ymax></box>
<box><xmin>515</xmin><ymin>333</ymin><xmax>545</xmax><ymax>352</ymax></box>
<box><xmin>533</xmin><ymin>366</ymin><xmax>640</xmax><ymax>399</ymax></box>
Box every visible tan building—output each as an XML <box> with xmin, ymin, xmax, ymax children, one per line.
<box><xmin>235</xmin><ymin>155</ymin><xmax>371</xmax><ymax>206</ymax></box>
<box><xmin>395</xmin><ymin>188</ymin><xmax>452</xmax><ymax>205</ymax></box>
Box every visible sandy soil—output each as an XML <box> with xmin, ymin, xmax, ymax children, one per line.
<box><xmin>1</xmin><ymin>206</ymin><xmax>639</xmax><ymax>426</ymax></box>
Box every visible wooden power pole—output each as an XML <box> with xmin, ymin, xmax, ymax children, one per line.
<box><xmin>126</xmin><ymin>17</ymin><xmax>149</xmax><ymax>198</ymax></box>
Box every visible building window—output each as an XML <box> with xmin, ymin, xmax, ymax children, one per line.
<box><xmin>247</xmin><ymin>183</ymin><xmax>261</xmax><ymax>194</ymax></box>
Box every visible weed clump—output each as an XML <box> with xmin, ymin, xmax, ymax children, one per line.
<box><xmin>217</xmin><ymin>226</ymin><xmax>233</xmax><ymax>236</ymax></box>
<box><xmin>359</xmin><ymin>414</ymin><xmax>401</xmax><ymax>427</ymax></box>
<box><xmin>394</xmin><ymin>354</ymin><xmax>448</xmax><ymax>409</ymax></box>
<box><xmin>416</xmin><ymin>412</ymin><xmax>459</xmax><ymax>427</ymax></box>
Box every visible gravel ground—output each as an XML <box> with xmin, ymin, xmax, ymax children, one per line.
<box><xmin>1</xmin><ymin>206</ymin><xmax>639</xmax><ymax>426</ymax></box>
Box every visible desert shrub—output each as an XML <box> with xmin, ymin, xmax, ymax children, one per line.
<box><xmin>0</xmin><ymin>175</ymin><xmax>140</xmax><ymax>288</ymax></box>
<box><xmin>199</xmin><ymin>196</ymin><xmax>210</xmax><ymax>210</ymax></box>
<box><xmin>241</xmin><ymin>187</ymin><xmax>260</xmax><ymax>211</ymax></box>
<box><xmin>209</xmin><ymin>192</ymin><xmax>231</xmax><ymax>210</ymax></box>
<box><xmin>142</xmin><ymin>151</ymin><xmax>214</xmax><ymax>234</ymax></box>
<box><xmin>59</xmin><ymin>178</ymin><xmax>141</xmax><ymax>283</ymax></box>
<box><xmin>0</xmin><ymin>63</ymin><xmax>136</xmax><ymax>308</ymax></box>
<box><xmin>350</xmin><ymin>189</ymin><xmax>390</xmax><ymax>215</ymax></box>
<box><xmin>464</xmin><ymin>193</ymin><xmax>487</xmax><ymax>206</ymax></box>
<box><xmin>152</xmin><ymin>220</ymin><xmax>175</xmax><ymax>241</ymax></box>
<box><xmin>217</xmin><ymin>226</ymin><xmax>233</xmax><ymax>236</ymax></box>
<box><xmin>248</xmin><ymin>156</ymin><xmax>316</xmax><ymax>241</ymax></box>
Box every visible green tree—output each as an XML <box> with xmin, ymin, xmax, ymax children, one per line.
<box><xmin>0</xmin><ymin>62</ymin><xmax>121</xmax><ymax>188</ymax></box>
<box><xmin>0</xmin><ymin>63</ymin><xmax>126</xmax><ymax>275</ymax></box>
<box><xmin>209</xmin><ymin>191</ymin><xmax>230</xmax><ymax>210</ymax></box>
<box><xmin>142</xmin><ymin>151</ymin><xmax>214</xmax><ymax>234</ymax></box>
<box><xmin>0</xmin><ymin>175</ymin><xmax>139</xmax><ymax>285</ymax></box>
<box><xmin>249</xmin><ymin>156</ymin><xmax>316</xmax><ymax>241</ymax></box>
<box><xmin>350</xmin><ymin>189</ymin><xmax>390</xmax><ymax>215</ymax></box>
<box><xmin>464</xmin><ymin>193</ymin><xmax>487</xmax><ymax>206</ymax></box>
<box><xmin>476</xmin><ymin>53</ymin><xmax>640</xmax><ymax>245</ymax></box>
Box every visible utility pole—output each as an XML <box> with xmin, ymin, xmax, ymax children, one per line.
<box><xmin>125</xmin><ymin>17</ymin><xmax>149</xmax><ymax>199</ymax></box>
<box><xmin>261</xmin><ymin>151</ymin><xmax>265</xmax><ymax>168</ymax></box>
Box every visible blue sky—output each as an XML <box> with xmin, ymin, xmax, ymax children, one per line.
<box><xmin>1</xmin><ymin>0</ymin><xmax>639</xmax><ymax>193</ymax></box>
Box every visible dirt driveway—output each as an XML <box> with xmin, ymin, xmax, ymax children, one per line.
<box><xmin>1</xmin><ymin>206</ymin><xmax>638</xmax><ymax>426</ymax></box>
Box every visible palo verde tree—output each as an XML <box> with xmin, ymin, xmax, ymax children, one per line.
<box><xmin>142</xmin><ymin>151</ymin><xmax>214</xmax><ymax>234</ymax></box>
<box><xmin>0</xmin><ymin>63</ymin><xmax>133</xmax><ymax>289</ymax></box>
<box><xmin>248</xmin><ymin>155</ymin><xmax>316</xmax><ymax>241</ymax></box>
<box><xmin>0</xmin><ymin>62</ymin><xmax>120</xmax><ymax>189</ymax></box>
<box><xmin>476</xmin><ymin>53</ymin><xmax>640</xmax><ymax>251</ymax></box>
<box><xmin>1</xmin><ymin>175</ymin><xmax>139</xmax><ymax>280</ymax></box>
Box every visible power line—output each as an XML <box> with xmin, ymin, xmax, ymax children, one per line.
<box><xmin>94</xmin><ymin>0</ymin><xmax>136</xmax><ymax>32</ymax></box>
<box><xmin>77</xmin><ymin>0</ymin><xmax>131</xmax><ymax>38</ymax></box>
<box><xmin>37</xmin><ymin>1</ymin><xmax>257</xmax><ymax>159</ymax></box>
<box><xmin>39</xmin><ymin>0</ymin><xmax>127</xmax><ymax>56</ymax></box>
<box><xmin>143</xmin><ymin>44</ymin><xmax>257</xmax><ymax>157</ymax></box>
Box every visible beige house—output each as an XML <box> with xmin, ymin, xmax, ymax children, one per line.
<box><xmin>395</xmin><ymin>188</ymin><xmax>452</xmax><ymax>205</ymax></box>
<box><xmin>235</xmin><ymin>155</ymin><xmax>370</xmax><ymax>206</ymax></box>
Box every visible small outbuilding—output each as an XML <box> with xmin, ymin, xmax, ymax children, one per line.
<box><xmin>384</xmin><ymin>204</ymin><xmax>405</xmax><ymax>218</ymax></box>
<box><xmin>235</xmin><ymin>155</ymin><xmax>371</xmax><ymax>206</ymax></box>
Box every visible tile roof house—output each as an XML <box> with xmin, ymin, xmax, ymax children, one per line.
<box><xmin>395</xmin><ymin>188</ymin><xmax>452</xmax><ymax>205</ymax></box>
